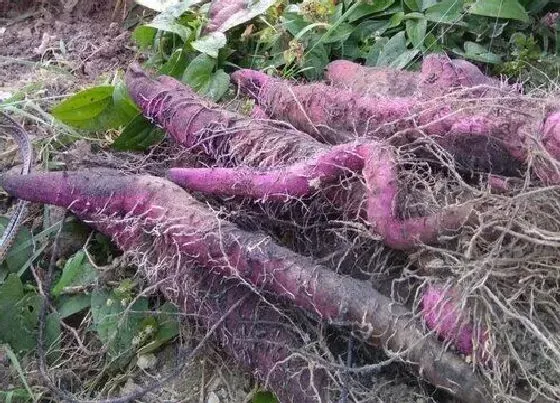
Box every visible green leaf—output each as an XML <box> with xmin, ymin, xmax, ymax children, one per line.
<box><xmin>159</xmin><ymin>49</ymin><xmax>189</xmax><ymax>78</ymax></box>
<box><xmin>0</xmin><ymin>275</ymin><xmax>41</xmax><ymax>354</ymax></box>
<box><xmin>112</xmin><ymin>81</ymin><xmax>140</xmax><ymax>123</ymax></box>
<box><xmin>0</xmin><ymin>389</ymin><xmax>34</xmax><ymax>402</ymax></box>
<box><xmin>183</xmin><ymin>53</ymin><xmax>215</xmax><ymax>90</ymax></box>
<box><xmin>302</xmin><ymin>43</ymin><xmax>329</xmax><ymax>80</ymax></box>
<box><xmin>147</xmin><ymin>12</ymin><xmax>192</xmax><ymax>40</ymax></box>
<box><xmin>346</xmin><ymin>0</ymin><xmax>396</xmax><ymax>23</ymax></box>
<box><xmin>138</xmin><ymin>302</ymin><xmax>180</xmax><ymax>354</ymax></box>
<box><xmin>52</xmin><ymin>250</ymin><xmax>98</xmax><ymax>297</ymax></box>
<box><xmin>56</xmin><ymin>294</ymin><xmax>91</xmax><ymax>318</ymax></box>
<box><xmin>192</xmin><ymin>32</ymin><xmax>227</xmax><ymax>58</ymax></box>
<box><xmin>323</xmin><ymin>23</ymin><xmax>354</xmax><ymax>43</ymax></box>
<box><xmin>133</xmin><ymin>25</ymin><xmax>157</xmax><ymax>48</ymax></box>
<box><xmin>377</xmin><ymin>32</ymin><xmax>418</xmax><ymax>69</ymax></box>
<box><xmin>252</xmin><ymin>391</ymin><xmax>278</xmax><ymax>403</ymax></box>
<box><xmin>3</xmin><ymin>344</ymin><xmax>35</xmax><ymax>399</ymax></box>
<box><xmin>283</xmin><ymin>12</ymin><xmax>308</xmax><ymax>37</ymax></box>
<box><xmin>52</xmin><ymin>83</ymin><xmax>138</xmax><ymax>131</ymax></box>
<box><xmin>0</xmin><ymin>217</ymin><xmax>33</xmax><ymax>275</ymax></box>
<box><xmin>51</xmin><ymin>86</ymin><xmax>114</xmax><ymax>124</ymax></box>
<box><xmin>406</xmin><ymin>17</ymin><xmax>427</xmax><ymax>48</ymax></box>
<box><xmin>205</xmin><ymin>70</ymin><xmax>230</xmax><ymax>102</ymax></box>
<box><xmin>420</xmin><ymin>0</ymin><xmax>438</xmax><ymax>10</ymax></box>
<box><xmin>365</xmin><ymin>37</ymin><xmax>389</xmax><ymax>66</ymax></box>
<box><xmin>388</xmin><ymin>11</ymin><xmax>405</xmax><ymax>27</ymax></box>
<box><xmin>112</xmin><ymin>114</ymin><xmax>166</xmax><ymax>152</ymax></box>
<box><xmin>91</xmin><ymin>289</ymin><xmax>149</xmax><ymax>368</ymax></box>
<box><xmin>468</xmin><ymin>0</ymin><xmax>529</xmax><ymax>23</ymax></box>
<box><xmin>424</xmin><ymin>0</ymin><xmax>464</xmax><ymax>23</ymax></box>
<box><xmin>45</xmin><ymin>312</ymin><xmax>62</xmax><ymax>362</ymax></box>
<box><xmin>460</xmin><ymin>41</ymin><xmax>502</xmax><ymax>64</ymax></box>
<box><xmin>404</xmin><ymin>0</ymin><xmax>421</xmax><ymax>11</ymax></box>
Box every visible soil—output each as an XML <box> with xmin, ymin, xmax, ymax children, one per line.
<box><xmin>0</xmin><ymin>0</ymin><xmax>135</xmax><ymax>90</ymax></box>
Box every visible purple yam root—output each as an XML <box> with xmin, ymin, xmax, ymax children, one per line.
<box><xmin>1</xmin><ymin>170</ymin><xmax>489</xmax><ymax>403</ymax></box>
<box><xmin>168</xmin><ymin>139</ymin><xmax>473</xmax><ymax>249</ymax></box>
<box><xmin>125</xmin><ymin>63</ymin><xmax>326</xmax><ymax>168</ymax></box>
<box><xmin>360</xmin><ymin>145</ymin><xmax>474</xmax><ymax>249</ymax></box>
<box><xmin>0</xmin><ymin>171</ymin><xmax>326</xmax><ymax>402</ymax></box>
<box><xmin>422</xmin><ymin>285</ymin><xmax>490</xmax><ymax>363</ymax></box>
<box><xmin>325</xmin><ymin>53</ymin><xmax>505</xmax><ymax>99</ymax></box>
<box><xmin>167</xmin><ymin>142</ymin><xmax>366</xmax><ymax>201</ymax></box>
<box><xmin>232</xmin><ymin>68</ymin><xmax>433</xmax><ymax>143</ymax></box>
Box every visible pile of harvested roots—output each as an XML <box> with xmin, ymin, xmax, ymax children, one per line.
<box><xmin>3</xmin><ymin>53</ymin><xmax>560</xmax><ymax>402</ymax></box>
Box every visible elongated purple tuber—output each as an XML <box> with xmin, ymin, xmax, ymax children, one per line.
<box><xmin>168</xmin><ymin>142</ymin><xmax>365</xmax><ymax>200</ymax></box>
<box><xmin>422</xmin><ymin>285</ymin><xmax>490</xmax><ymax>362</ymax></box>
<box><xmin>325</xmin><ymin>54</ymin><xmax>504</xmax><ymax>99</ymax></box>
<box><xmin>1</xmin><ymin>170</ymin><xmax>489</xmax><ymax>403</ymax></box>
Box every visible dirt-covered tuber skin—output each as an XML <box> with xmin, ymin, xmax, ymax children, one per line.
<box><xmin>231</xmin><ymin>67</ymin><xmax>448</xmax><ymax>143</ymax></box>
<box><xmin>1</xmin><ymin>170</ymin><xmax>489</xmax><ymax>403</ymax></box>
<box><xmin>125</xmin><ymin>63</ymin><xmax>326</xmax><ymax>168</ymax></box>
<box><xmin>230</xmin><ymin>67</ymin><xmax>530</xmax><ymax>179</ymax></box>
<box><xmin>127</xmin><ymin>64</ymin><xmax>474</xmax><ymax>249</ymax></box>
<box><xmin>232</xmin><ymin>65</ymin><xmax>560</xmax><ymax>183</ymax></box>
<box><xmin>325</xmin><ymin>54</ymin><xmax>501</xmax><ymax>99</ymax></box>
<box><xmin>168</xmin><ymin>141</ymin><xmax>474</xmax><ymax>249</ymax></box>
<box><xmin>1</xmin><ymin>170</ymin><xmax>327</xmax><ymax>402</ymax></box>
<box><xmin>422</xmin><ymin>285</ymin><xmax>489</xmax><ymax>362</ymax></box>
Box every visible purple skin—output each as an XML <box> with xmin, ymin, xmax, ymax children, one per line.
<box><xmin>232</xmin><ymin>67</ymin><xmax>560</xmax><ymax>183</ymax></box>
<box><xmin>127</xmin><ymin>64</ymin><xmax>473</xmax><ymax>249</ymax></box>
<box><xmin>231</xmin><ymin>68</ymin><xmax>450</xmax><ymax>143</ymax></box>
<box><xmin>230</xmin><ymin>68</ymin><xmax>528</xmax><ymax>178</ymax></box>
<box><xmin>0</xmin><ymin>170</ymin><xmax>327</xmax><ymax>402</ymax></box>
<box><xmin>422</xmin><ymin>285</ymin><xmax>490</xmax><ymax>362</ymax></box>
<box><xmin>1</xmin><ymin>170</ymin><xmax>488</xmax><ymax>403</ymax></box>
<box><xmin>168</xmin><ymin>140</ymin><xmax>473</xmax><ymax>250</ymax></box>
<box><xmin>359</xmin><ymin>145</ymin><xmax>473</xmax><ymax>250</ymax></box>
<box><xmin>168</xmin><ymin>142</ymin><xmax>366</xmax><ymax>201</ymax></box>
<box><xmin>125</xmin><ymin>63</ymin><xmax>326</xmax><ymax>168</ymax></box>
<box><xmin>325</xmin><ymin>54</ymin><xmax>504</xmax><ymax>99</ymax></box>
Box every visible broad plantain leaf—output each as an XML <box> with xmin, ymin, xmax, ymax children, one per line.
<box><xmin>0</xmin><ymin>275</ymin><xmax>41</xmax><ymax>354</ymax></box>
<box><xmin>0</xmin><ymin>217</ymin><xmax>33</xmax><ymax>276</ymax></box>
<box><xmin>192</xmin><ymin>32</ymin><xmax>227</xmax><ymax>58</ymax></box>
<box><xmin>51</xmin><ymin>250</ymin><xmax>98</xmax><ymax>297</ymax></box>
<box><xmin>112</xmin><ymin>114</ymin><xmax>166</xmax><ymax>152</ymax></box>
<box><xmin>468</xmin><ymin>0</ymin><xmax>529</xmax><ymax>23</ymax></box>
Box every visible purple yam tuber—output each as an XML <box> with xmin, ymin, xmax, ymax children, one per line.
<box><xmin>168</xmin><ymin>140</ymin><xmax>474</xmax><ymax>249</ymax></box>
<box><xmin>325</xmin><ymin>54</ymin><xmax>504</xmax><ymax>99</ymax></box>
<box><xmin>422</xmin><ymin>285</ymin><xmax>490</xmax><ymax>363</ymax></box>
<box><xmin>231</xmin><ymin>67</ymin><xmax>447</xmax><ymax>142</ymax></box>
<box><xmin>127</xmin><ymin>64</ymin><xmax>474</xmax><ymax>249</ymax></box>
<box><xmin>126</xmin><ymin>63</ymin><xmax>325</xmax><ymax>167</ymax></box>
<box><xmin>167</xmin><ymin>142</ymin><xmax>365</xmax><ymax>201</ymax></box>
<box><xmin>1</xmin><ymin>170</ymin><xmax>489</xmax><ymax>403</ymax></box>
